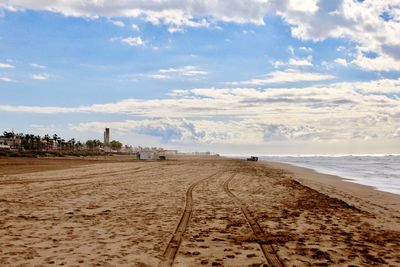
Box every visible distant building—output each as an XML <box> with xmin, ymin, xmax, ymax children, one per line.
<box><xmin>164</xmin><ymin>149</ymin><xmax>178</xmax><ymax>154</ymax></box>
<box><xmin>193</xmin><ymin>151</ymin><xmax>211</xmax><ymax>155</ymax></box>
<box><xmin>0</xmin><ymin>136</ymin><xmax>21</xmax><ymax>150</ymax></box>
<box><xmin>104</xmin><ymin>128</ymin><xmax>110</xmax><ymax>146</ymax></box>
<box><xmin>139</xmin><ymin>150</ymin><xmax>156</xmax><ymax>160</ymax></box>
<box><xmin>0</xmin><ymin>138</ymin><xmax>11</xmax><ymax>150</ymax></box>
<box><xmin>40</xmin><ymin>138</ymin><xmax>57</xmax><ymax>151</ymax></box>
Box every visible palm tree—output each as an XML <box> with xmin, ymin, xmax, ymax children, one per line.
<box><xmin>86</xmin><ymin>140</ymin><xmax>95</xmax><ymax>151</ymax></box>
<box><xmin>75</xmin><ymin>141</ymin><xmax>83</xmax><ymax>151</ymax></box>
<box><xmin>44</xmin><ymin>134</ymin><xmax>51</xmax><ymax>151</ymax></box>
<box><xmin>110</xmin><ymin>140</ymin><xmax>122</xmax><ymax>151</ymax></box>
<box><xmin>3</xmin><ymin>131</ymin><xmax>15</xmax><ymax>138</ymax></box>
<box><xmin>23</xmin><ymin>134</ymin><xmax>32</xmax><ymax>150</ymax></box>
<box><xmin>52</xmin><ymin>134</ymin><xmax>60</xmax><ymax>150</ymax></box>
<box><xmin>34</xmin><ymin>135</ymin><xmax>41</xmax><ymax>151</ymax></box>
<box><xmin>68</xmin><ymin>138</ymin><xmax>76</xmax><ymax>151</ymax></box>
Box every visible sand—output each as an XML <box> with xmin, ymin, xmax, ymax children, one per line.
<box><xmin>265</xmin><ymin>162</ymin><xmax>400</xmax><ymax>231</ymax></box>
<box><xmin>0</xmin><ymin>156</ymin><xmax>399</xmax><ymax>266</ymax></box>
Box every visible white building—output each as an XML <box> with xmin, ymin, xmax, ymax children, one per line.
<box><xmin>0</xmin><ymin>144</ymin><xmax>11</xmax><ymax>150</ymax></box>
<box><xmin>139</xmin><ymin>150</ymin><xmax>156</xmax><ymax>160</ymax></box>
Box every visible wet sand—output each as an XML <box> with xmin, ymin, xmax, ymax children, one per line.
<box><xmin>0</xmin><ymin>156</ymin><xmax>399</xmax><ymax>266</ymax></box>
<box><xmin>265</xmin><ymin>162</ymin><xmax>400</xmax><ymax>230</ymax></box>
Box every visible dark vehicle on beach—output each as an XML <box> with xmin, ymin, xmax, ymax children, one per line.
<box><xmin>247</xmin><ymin>156</ymin><xmax>258</xmax><ymax>161</ymax></box>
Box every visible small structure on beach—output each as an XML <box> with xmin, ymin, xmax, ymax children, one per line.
<box><xmin>139</xmin><ymin>150</ymin><xmax>156</xmax><ymax>160</ymax></box>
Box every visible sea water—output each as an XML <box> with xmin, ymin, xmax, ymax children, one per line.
<box><xmin>258</xmin><ymin>155</ymin><xmax>400</xmax><ymax>195</ymax></box>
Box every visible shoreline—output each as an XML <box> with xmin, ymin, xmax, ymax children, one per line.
<box><xmin>264</xmin><ymin>161</ymin><xmax>400</xmax><ymax>230</ymax></box>
<box><xmin>263</xmin><ymin>160</ymin><xmax>400</xmax><ymax>197</ymax></box>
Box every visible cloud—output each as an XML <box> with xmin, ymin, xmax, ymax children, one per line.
<box><xmin>288</xmin><ymin>58</ymin><xmax>313</xmax><ymax>67</ymax></box>
<box><xmin>2</xmin><ymin>78</ymin><xmax>399</xmax><ymax>117</ymax></box>
<box><xmin>274</xmin><ymin>0</ymin><xmax>400</xmax><ymax>71</ymax></box>
<box><xmin>131</xmin><ymin>23</ymin><xmax>140</xmax><ymax>31</ymax></box>
<box><xmin>299</xmin><ymin>46</ymin><xmax>312</xmax><ymax>53</ymax></box>
<box><xmin>272</xmin><ymin>56</ymin><xmax>313</xmax><ymax>68</ymax></box>
<box><xmin>0</xmin><ymin>62</ymin><xmax>15</xmax><ymax>68</ymax></box>
<box><xmin>111</xmin><ymin>36</ymin><xmax>146</xmax><ymax>47</ymax></box>
<box><xmin>146</xmin><ymin>74</ymin><xmax>172</xmax><ymax>80</ymax></box>
<box><xmin>110</xmin><ymin>20</ymin><xmax>125</xmax><ymax>27</ymax></box>
<box><xmin>2</xmin><ymin>0</ymin><xmax>400</xmax><ymax>70</ymax></box>
<box><xmin>134</xmin><ymin>119</ymin><xmax>205</xmax><ymax>144</ymax></box>
<box><xmin>263</xmin><ymin>124</ymin><xmax>322</xmax><ymax>142</ymax></box>
<box><xmin>351</xmin><ymin>51</ymin><xmax>400</xmax><ymax>72</ymax></box>
<box><xmin>70</xmin><ymin>118</ymin><xmax>206</xmax><ymax>144</ymax></box>
<box><xmin>138</xmin><ymin>9</ymin><xmax>210</xmax><ymax>33</ymax></box>
<box><xmin>143</xmin><ymin>65</ymin><xmax>207</xmax><ymax>80</ymax></box>
<box><xmin>0</xmin><ymin>76</ymin><xmax>15</xmax><ymax>82</ymax></box>
<box><xmin>31</xmin><ymin>73</ymin><xmax>49</xmax><ymax>80</ymax></box>
<box><xmin>334</xmin><ymin>58</ymin><xmax>349</xmax><ymax>67</ymax></box>
<box><xmin>394</xmin><ymin>128</ymin><xmax>400</xmax><ymax>137</ymax></box>
<box><xmin>230</xmin><ymin>69</ymin><xmax>334</xmax><ymax>85</ymax></box>
<box><xmin>160</xmin><ymin>66</ymin><xmax>207</xmax><ymax>78</ymax></box>
<box><xmin>1</xmin><ymin>78</ymin><xmax>400</xmax><ymax>144</ymax></box>
<box><xmin>31</xmin><ymin>63</ymin><xmax>45</xmax><ymax>68</ymax></box>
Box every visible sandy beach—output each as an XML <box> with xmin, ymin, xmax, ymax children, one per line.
<box><xmin>0</xmin><ymin>156</ymin><xmax>399</xmax><ymax>266</ymax></box>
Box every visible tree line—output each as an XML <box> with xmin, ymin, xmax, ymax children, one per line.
<box><xmin>1</xmin><ymin>131</ymin><xmax>123</xmax><ymax>152</ymax></box>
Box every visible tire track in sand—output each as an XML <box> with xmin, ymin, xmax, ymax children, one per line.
<box><xmin>0</xmin><ymin>167</ymin><xmax>152</xmax><ymax>185</ymax></box>
<box><xmin>223</xmin><ymin>173</ymin><xmax>285</xmax><ymax>267</ymax></box>
<box><xmin>160</xmin><ymin>171</ymin><xmax>222</xmax><ymax>267</ymax></box>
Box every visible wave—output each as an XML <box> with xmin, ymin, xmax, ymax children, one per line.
<box><xmin>255</xmin><ymin>155</ymin><xmax>400</xmax><ymax>195</ymax></box>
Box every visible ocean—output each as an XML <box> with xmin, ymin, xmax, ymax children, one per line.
<box><xmin>228</xmin><ymin>154</ymin><xmax>400</xmax><ymax>195</ymax></box>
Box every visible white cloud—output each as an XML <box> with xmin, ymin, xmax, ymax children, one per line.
<box><xmin>272</xmin><ymin>56</ymin><xmax>313</xmax><ymax>68</ymax></box>
<box><xmin>139</xmin><ymin>9</ymin><xmax>210</xmax><ymax>33</ymax></box>
<box><xmin>31</xmin><ymin>63</ymin><xmax>45</xmax><ymax>68</ymax></box>
<box><xmin>160</xmin><ymin>66</ymin><xmax>207</xmax><ymax>77</ymax></box>
<box><xmin>230</xmin><ymin>69</ymin><xmax>334</xmax><ymax>85</ymax></box>
<box><xmin>120</xmin><ymin>36</ymin><xmax>145</xmax><ymax>47</ymax></box>
<box><xmin>131</xmin><ymin>23</ymin><xmax>140</xmax><ymax>31</ymax></box>
<box><xmin>394</xmin><ymin>128</ymin><xmax>400</xmax><ymax>137</ymax></box>
<box><xmin>263</xmin><ymin>123</ymin><xmax>322</xmax><ymax>142</ymax></box>
<box><xmin>352</xmin><ymin>51</ymin><xmax>400</xmax><ymax>72</ymax></box>
<box><xmin>0</xmin><ymin>62</ymin><xmax>15</xmax><ymax>68</ymax></box>
<box><xmin>334</xmin><ymin>58</ymin><xmax>349</xmax><ymax>67</ymax></box>
<box><xmin>110</xmin><ymin>20</ymin><xmax>125</xmax><ymax>27</ymax></box>
<box><xmin>0</xmin><ymin>1</ymin><xmax>264</xmax><ymax>25</ymax></box>
<box><xmin>2</xmin><ymin>0</ymin><xmax>400</xmax><ymax>70</ymax></box>
<box><xmin>288</xmin><ymin>57</ymin><xmax>313</xmax><ymax>67</ymax></box>
<box><xmin>275</xmin><ymin>1</ymin><xmax>400</xmax><ymax>71</ymax></box>
<box><xmin>31</xmin><ymin>73</ymin><xmax>49</xmax><ymax>80</ymax></box>
<box><xmin>272</xmin><ymin>60</ymin><xmax>285</xmax><ymax>69</ymax></box>
<box><xmin>0</xmin><ymin>76</ymin><xmax>15</xmax><ymax>82</ymax></box>
<box><xmin>1</xmin><ymin>78</ymin><xmax>399</xmax><ymax>146</ymax></box>
<box><xmin>143</xmin><ymin>65</ymin><xmax>207</xmax><ymax>80</ymax></box>
<box><xmin>146</xmin><ymin>74</ymin><xmax>171</xmax><ymax>80</ymax></box>
<box><xmin>299</xmin><ymin>46</ymin><xmax>312</xmax><ymax>53</ymax></box>
<box><xmin>287</xmin><ymin>0</ymin><xmax>319</xmax><ymax>14</ymax></box>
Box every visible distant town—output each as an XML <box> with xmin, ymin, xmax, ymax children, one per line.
<box><xmin>0</xmin><ymin>128</ymin><xmax>170</xmax><ymax>157</ymax></box>
<box><xmin>0</xmin><ymin>128</ymin><xmax>213</xmax><ymax>159</ymax></box>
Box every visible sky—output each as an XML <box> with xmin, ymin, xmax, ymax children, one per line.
<box><xmin>0</xmin><ymin>0</ymin><xmax>399</xmax><ymax>154</ymax></box>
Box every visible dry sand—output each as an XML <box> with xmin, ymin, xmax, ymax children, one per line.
<box><xmin>0</xmin><ymin>156</ymin><xmax>399</xmax><ymax>266</ymax></box>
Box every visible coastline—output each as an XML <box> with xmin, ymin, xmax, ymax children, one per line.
<box><xmin>264</xmin><ymin>161</ymin><xmax>400</xmax><ymax>230</ymax></box>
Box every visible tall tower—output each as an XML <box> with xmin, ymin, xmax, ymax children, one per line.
<box><xmin>104</xmin><ymin>128</ymin><xmax>110</xmax><ymax>146</ymax></box>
